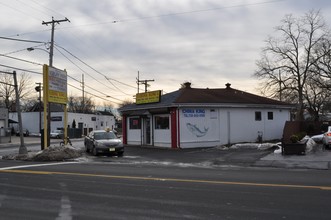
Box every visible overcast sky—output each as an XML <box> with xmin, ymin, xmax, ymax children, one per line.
<box><xmin>1</xmin><ymin>0</ymin><xmax>331</xmax><ymax>107</ymax></box>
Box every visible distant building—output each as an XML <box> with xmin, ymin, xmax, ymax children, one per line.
<box><xmin>9</xmin><ymin>110</ymin><xmax>116</xmax><ymax>136</ymax></box>
<box><xmin>119</xmin><ymin>83</ymin><xmax>294</xmax><ymax>148</ymax></box>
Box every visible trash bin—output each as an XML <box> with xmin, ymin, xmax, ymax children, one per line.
<box><xmin>41</xmin><ymin>129</ymin><xmax>50</xmax><ymax>150</ymax></box>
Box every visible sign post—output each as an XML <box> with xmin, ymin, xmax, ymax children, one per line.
<box><xmin>43</xmin><ymin>64</ymin><xmax>68</xmax><ymax>148</ymax></box>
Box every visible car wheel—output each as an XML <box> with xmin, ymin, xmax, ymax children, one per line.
<box><xmin>92</xmin><ymin>147</ymin><xmax>98</xmax><ymax>156</ymax></box>
<box><xmin>117</xmin><ymin>152</ymin><xmax>124</xmax><ymax>157</ymax></box>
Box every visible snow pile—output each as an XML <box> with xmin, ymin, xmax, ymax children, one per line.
<box><xmin>230</xmin><ymin>143</ymin><xmax>279</xmax><ymax>150</ymax></box>
<box><xmin>32</xmin><ymin>146</ymin><xmax>83</xmax><ymax>161</ymax></box>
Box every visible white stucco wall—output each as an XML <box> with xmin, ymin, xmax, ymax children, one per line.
<box><xmin>9</xmin><ymin>112</ymin><xmax>115</xmax><ymax>134</ymax></box>
<box><xmin>178</xmin><ymin>107</ymin><xmax>290</xmax><ymax>148</ymax></box>
<box><xmin>179</xmin><ymin>108</ymin><xmax>220</xmax><ymax>148</ymax></box>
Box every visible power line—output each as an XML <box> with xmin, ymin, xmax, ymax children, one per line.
<box><xmin>55</xmin><ymin>43</ymin><xmax>136</xmax><ymax>90</ymax></box>
<box><xmin>0</xmin><ymin>53</ymin><xmax>43</xmax><ymax>66</ymax></box>
<box><xmin>53</xmin><ymin>0</ymin><xmax>286</xmax><ymax>29</ymax></box>
<box><xmin>0</xmin><ymin>36</ymin><xmax>46</xmax><ymax>44</ymax></box>
<box><xmin>0</xmin><ymin>64</ymin><xmax>41</xmax><ymax>75</ymax></box>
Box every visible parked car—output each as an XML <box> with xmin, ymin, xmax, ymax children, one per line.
<box><xmin>322</xmin><ymin>126</ymin><xmax>331</xmax><ymax>149</ymax></box>
<box><xmin>84</xmin><ymin>129</ymin><xmax>124</xmax><ymax>156</ymax></box>
<box><xmin>50</xmin><ymin>130</ymin><xmax>64</xmax><ymax>139</ymax></box>
<box><xmin>16</xmin><ymin>128</ymin><xmax>29</xmax><ymax>137</ymax></box>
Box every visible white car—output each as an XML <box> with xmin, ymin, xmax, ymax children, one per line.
<box><xmin>50</xmin><ymin>130</ymin><xmax>64</xmax><ymax>139</ymax></box>
<box><xmin>322</xmin><ymin>126</ymin><xmax>331</xmax><ymax>149</ymax></box>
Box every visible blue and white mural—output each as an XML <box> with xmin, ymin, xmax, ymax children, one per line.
<box><xmin>186</xmin><ymin>123</ymin><xmax>209</xmax><ymax>137</ymax></box>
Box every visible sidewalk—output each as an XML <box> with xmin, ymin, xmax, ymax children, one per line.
<box><xmin>255</xmin><ymin>149</ymin><xmax>331</xmax><ymax>170</ymax></box>
<box><xmin>1</xmin><ymin>136</ymin><xmax>331</xmax><ymax>170</ymax></box>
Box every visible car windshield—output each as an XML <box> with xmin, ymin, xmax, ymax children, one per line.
<box><xmin>94</xmin><ymin>132</ymin><xmax>116</xmax><ymax>140</ymax></box>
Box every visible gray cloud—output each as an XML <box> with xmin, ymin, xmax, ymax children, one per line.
<box><xmin>1</xmin><ymin>0</ymin><xmax>331</xmax><ymax>105</ymax></box>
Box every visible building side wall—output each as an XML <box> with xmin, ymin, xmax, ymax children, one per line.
<box><xmin>9</xmin><ymin>112</ymin><xmax>115</xmax><ymax>135</ymax></box>
<box><xmin>219</xmin><ymin>108</ymin><xmax>290</xmax><ymax>145</ymax></box>
<box><xmin>179</xmin><ymin>108</ymin><xmax>220</xmax><ymax>148</ymax></box>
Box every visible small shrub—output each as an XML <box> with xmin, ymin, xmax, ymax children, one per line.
<box><xmin>290</xmin><ymin>135</ymin><xmax>299</xmax><ymax>143</ymax></box>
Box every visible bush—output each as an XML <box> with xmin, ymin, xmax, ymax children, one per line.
<box><xmin>290</xmin><ymin>135</ymin><xmax>299</xmax><ymax>143</ymax></box>
<box><xmin>289</xmin><ymin>132</ymin><xmax>307</xmax><ymax>143</ymax></box>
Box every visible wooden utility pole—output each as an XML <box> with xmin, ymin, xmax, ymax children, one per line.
<box><xmin>42</xmin><ymin>17</ymin><xmax>70</xmax><ymax>67</ymax></box>
<box><xmin>42</xmin><ymin>17</ymin><xmax>69</xmax><ymax>149</ymax></box>
<box><xmin>136</xmin><ymin>71</ymin><xmax>154</xmax><ymax>93</ymax></box>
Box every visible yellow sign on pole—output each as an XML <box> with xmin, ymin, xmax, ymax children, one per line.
<box><xmin>43</xmin><ymin>65</ymin><xmax>68</xmax><ymax>148</ymax></box>
<box><xmin>136</xmin><ymin>90</ymin><xmax>161</xmax><ymax>104</ymax></box>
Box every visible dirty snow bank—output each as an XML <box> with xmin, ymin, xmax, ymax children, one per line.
<box><xmin>229</xmin><ymin>143</ymin><xmax>280</xmax><ymax>150</ymax></box>
<box><xmin>228</xmin><ymin>137</ymin><xmax>317</xmax><ymax>154</ymax></box>
<box><xmin>2</xmin><ymin>146</ymin><xmax>83</xmax><ymax>161</ymax></box>
<box><xmin>33</xmin><ymin>146</ymin><xmax>83</xmax><ymax>161</ymax></box>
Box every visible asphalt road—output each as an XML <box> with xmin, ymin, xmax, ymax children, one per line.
<box><xmin>0</xmin><ymin>138</ymin><xmax>331</xmax><ymax>219</ymax></box>
<box><xmin>0</xmin><ymin>160</ymin><xmax>330</xmax><ymax>219</ymax></box>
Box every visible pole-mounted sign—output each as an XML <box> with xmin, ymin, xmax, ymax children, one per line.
<box><xmin>43</xmin><ymin>65</ymin><xmax>68</xmax><ymax>148</ymax></box>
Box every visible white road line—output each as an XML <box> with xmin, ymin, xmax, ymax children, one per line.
<box><xmin>56</xmin><ymin>195</ymin><xmax>72</xmax><ymax>220</ymax></box>
<box><xmin>0</xmin><ymin>162</ymin><xmax>79</xmax><ymax>170</ymax></box>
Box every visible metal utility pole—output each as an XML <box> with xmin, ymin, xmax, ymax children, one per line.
<box><xmin>13</xmin><ymin>71</ymin><xmax>27</xmax><ymax>155</ymax></box>
<box><xmin>42</xmin><ymin>17</ymin><xmax>70</xmax><ymax>148</ymax></box>
<box><xmin>136</xmin><ymin>71</ymin><xmax>154</xmax><ymax>93</ymax></box>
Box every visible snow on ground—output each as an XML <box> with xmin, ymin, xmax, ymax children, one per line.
<box><xmin>229</xmin><ymin>137</ymin><xmax>318</xmax><ymax>154</ymax></box>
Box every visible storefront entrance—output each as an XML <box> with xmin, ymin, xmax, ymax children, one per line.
<box><xmin>143</xmin><ymin>117</ymin><xmax>152</xmax><ymax>145</ymax></box>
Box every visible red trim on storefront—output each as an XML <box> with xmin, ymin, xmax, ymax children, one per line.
<box><xmin>122</xmin><ymin>115</ymin><xmax>127</xmax><ymax>144</ymax></box>
<box><xmin>170</xmin><ymin>108</ymin><xmax>177</xmax><ymax>148</ymax></box>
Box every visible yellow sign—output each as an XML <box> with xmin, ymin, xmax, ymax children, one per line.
<box><xmin>136</xmin><ymin>90</ymin><xmax>161</xmax><ymax>104</ymax></box>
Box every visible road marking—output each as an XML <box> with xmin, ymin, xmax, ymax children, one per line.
<box><xmin>0</xmin><ymin>162</ymin><xmax>79</xmax><ymax>170</ymax></box>
<box><xmin>1</xmin><ymin>169</ymin><xmax>331</xmax><ymax>191</ymax></box>
<box><xmin>57</xmin><ymin>183</ymin><xmax>72</xmax><ymax>220</ymax></box>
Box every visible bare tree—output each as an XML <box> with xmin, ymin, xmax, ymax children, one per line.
<box><xmin>0</xmin><ymin>71</ymin><xmax>33</xmax><ymax>111</ymax></box>
<box><xmin>254</xmin><ymin>10</ymin><xmax>331</xmax><ymax>120</ymax></box>
<box><xmin>67</xmin><ymin>96</ymin><xmax>95</xmax><ymax>113</ymax></box>
<box><xmin>118</xmin><ymin>99</ymin><xmax>134</xmax><ymax>108</ymax></box>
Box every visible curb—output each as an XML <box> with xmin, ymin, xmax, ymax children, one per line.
<box><xmin>254</xmin><ymin>160</ymin><xmax>330</xmax><ymax>170</ymax></box>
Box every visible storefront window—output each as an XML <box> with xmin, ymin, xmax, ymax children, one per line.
<box><xmin>129</xmin><ymin>118</ymin><xmax>141</xmax><ymax>129</ymax></box>
<box><xmin>155</xmin><ymin>116</ymin><xmax>169</xmax><ymax>129</ymax></box>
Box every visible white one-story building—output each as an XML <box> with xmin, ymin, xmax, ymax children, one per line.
<box><xmin>9</xmin><ymin>110</ymin><xmax>116</xmax><ymax>136</ymax></box>
<box><xmin>119</xmin><ymin>83</ymin><xmax>294</xmax><ymax>148</ymax></box>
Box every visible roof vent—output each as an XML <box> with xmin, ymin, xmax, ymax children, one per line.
<box><xmin>225</xmin><ymin>83</ymin><xmax>231</xmax><ymax>89</ymax></box>
<box><xmin>183</xmin><ymin>82</ymin><xmax>191</xmax><ymax>88</ymax></box>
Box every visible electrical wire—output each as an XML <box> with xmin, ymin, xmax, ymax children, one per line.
<box><xmin>54</xmin><ymin>46</ymin><xmax>123</xmax><ymax>94</ymax></box>
<box><xmin>0</xmin><ymin>64</ymin><xmax>41</xmax><ymax>75</ymax></box>
<box><xmin>55</xmin><ymin>43</ymin><xmax>136</xmax><ymax>90</ymax></box>
<box><xmin>0</xmin><ymin>36</ymin><xmax>46</xmax><ymax>44</ymax></box>
<box><xmin>0</xmin><ymin>54</ymin><xmax>43</xmax><ymax>66</ymax></box>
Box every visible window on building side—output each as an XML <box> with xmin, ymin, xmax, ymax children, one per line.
<box><xmin>155</xmin><ymin>116</ymin><xmax>169</xmax><ymax>129</ymax></box>
<box><xmin>268</xmin><ymin>112</ymin><xmax>274</xmax><ymax>120</ymax></box>
<box><xmin>129</xmin><ymin>118</ymin><xmax>141</xmax><ymax>129</ymax></box>
<box><xmin>255</xmin><ymin>111</ymin><xmax>262</xmax><ymax>121</ymax></box>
